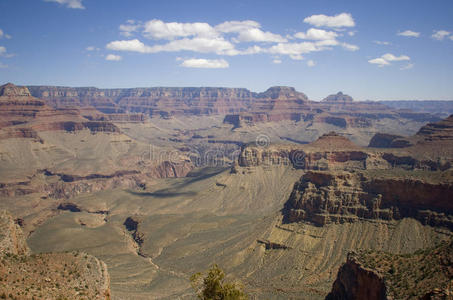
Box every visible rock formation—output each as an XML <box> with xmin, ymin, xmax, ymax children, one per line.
<box><xmin>23</xmin><ymin>84</ymin><xmax>438</xmax><ymax>129</ymax></box>
<box><xmin>322</xmin><ymin>91</ymin><xmax>354</xmax><ymax>103</ymax></box>
<box><xmin>0</xmin><ymin>83</ymin><xmax>120</xmax><ymax>140</ymax></box>
<box><xmin>327</xmin><ymin>240</ymin><xmax>453</xmax><ymax>300</ymax></box>
<box><xmin>0</xmin><ymin>210</ymin><xmax>111</xmax><ymax>299</ymax></box>
<box><xmin>284</xmin><ymin>171</ymin><xmax>453</xmax><ymax>229</ymax></box>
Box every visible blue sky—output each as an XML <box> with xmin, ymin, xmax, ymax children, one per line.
<box><xmin>0</xmin><ymin>0</ymin><xmax>452</xmax><ymax>100</ymax></box>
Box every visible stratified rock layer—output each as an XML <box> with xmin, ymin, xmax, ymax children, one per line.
<box><xmin>327</xmin><ymin>241</ymin><xmax>453</xmax><ymax>300</ymax></box>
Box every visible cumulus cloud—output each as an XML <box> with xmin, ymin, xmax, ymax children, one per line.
<box><xmin>44</xmin><ymin>0</ymin><xmax>84</xmax><ymax>9</ymax></box>
<box><xmin>0</xmin><ymin>29</ymin><xmax>12</xmax><ymax>39</ymax></box>
<box><xmin>267</xmin><ymin>42</ymin><xmax>319</xmax><ymax>58</ymax></box>
<box><xmin>397</xmin><ymin>30</ymin><xmax>420</xmax><ymax>37</ymax></box>
<box><xmin>303</xmin><ymin>13</ymin><xmax>355</xmax><ymax>28</ymax></box>
<box><xmin>108</xmin><ymin>17</ymin><xmax>361</xmax><ymax>63</ymax></box>
<box><xmin>381</xmin><ymin>53</ymin><xmax>410</xmax><ymax>61</ymax></box>
<box><xmin>341</xmin><ymin>43</ymin><xmax>359</xmax><ymax>51</ymax></box>
<box><xmin>215</xmin><ymin>20</ymin><xmax>260</xmax><ymax>33</ymax></box>
<box><xmin>294</xmin><ymin>28</ymin><xmax>338</xmax><ymax>40</ymax></box>
<box><xmin>272</xmin><ymin>58</ymin><xmax>282</xmax><ymax>64</ymax></box>
<box><xmin>119</xmin><ymin>20</ymin><xmax>142</xmax><ymax>37</ymax></box>
<box><xmin>0</xmin><ymin>46</ymin><xmax>14</xmax><ymax>58</ymax></box>
<box><xmin>180</xmin><ymin>58</ymin><xmax>229</xmax><ymax>68</ymax></box>
<box><xmin>235</xmin><ymin>28</ymin><xmax>287</xmax><ymax>43</ymax></box>
<box><xmin>107</xmin><ymin>39</ymin><xmax>149</xmax><ymax>53</ymax></box>
<box><xmin>143</xmin><ymin>19</ymin><xmax>217</xmax><ymax>39</ymax></box>
<box><xmin>374</xmin><ymin>40</ymin><xmax>390</xmax><ymax>45</ymax></box>
<box><xmin>106</xmin><ymin>38</ymin><xmax>238</xmax><ymax>56</ymax></box>
<box><xmin>432</xmin><ymin>30</ymin><xmax>451</xmax><ymax>40</ymax></box>
<box><xmin>369</xmin><ymin>53</ymin><xmax>410</xmax><ymax>67</ymax></box>
<box><xmin>105</xmin><ymin>54</ymin><xmax>122</xmax><ymax>61</ymax></box>
<box><xmin>307</xmin><ymin>60</ymin><xmax>315</xmax><ymax>67</ymax></box>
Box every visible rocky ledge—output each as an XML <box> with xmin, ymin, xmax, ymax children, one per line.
<box><xmin>0</xmin><ymin>210</ymin><xmax>111</xmax><ymax>299</ymax></box>
<box><xmin>327</xmin><ymin>240</ymin><xmax>453</xmax><ymax>300</ymax></box>
<box><xmin>283</xmin><ymin>171</ymin><xmax>453</xmax><ymax>229</ymax></box>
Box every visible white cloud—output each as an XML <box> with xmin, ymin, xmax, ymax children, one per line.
<box><xmin>107</xmin><ymin>17</ymin><xmax>361</xmax><ymax>62</ymax></box>
<box><xmin>180</xmin><ymin>58</ymin><xmax>229</xmax><ymax>69</ymax></box>
<box><xmin>106</xmin><ymin>37</ymin><xmax>238</xmax><ymax>56</ymax></box>
<box><xmin>400</xmin><ymin>63</ymin><xmax>414</xmax><ymax>70</ymax></box>
<box><xmin>268</xmin><ymin>42</ymin><xmax>319</xmax><ymax>58</ymax></box>
<box><xmin>397</xmin><ymin>30</ymin><xmax>420</xmax><ymax>38</ymax></box>
<box><xmin>369</xmin><ymin>53</ymin><xmax>410</xmax><ymax>67</ymax></box>
<box><xmin>272</xmin><ymin>58</ymin><xmax>282</xmax><ymax>64</ymax></box>
<box><xmin>86</xmin><ymin>46</ymin><xmax>96</xmax><ymax>51</ymax></box>
<box><xmin>341</xmin><ymin>43</ymin><xmax>359</xmax><ymax>51</ymax></box>
<box><xmin>307</xmin><ymin>60</ymin><xmax>315</xmax><ymax>67</ymax></box>
<box><xmin>44</xmin><ymin>0</ymin><xmax>84</xmax><ymax>9</ymax></box>
<box><xmin>105</xmin><ymin>54</ymin><xmax>122</xmax><ymax>61</ymax></box>
<box><xmin>119</xmin><ymin>20</ymin><xmax>142</xmax><ymax>37</ymax></box>
<box><xmin>348</xmin><ymin>31</ymin><xmax>356</xmax><ymax>36</ymax></box>
<box><xmin>303</xmin><ymin>13</ymin><xmax>355</xmax><ymax>28</ymax></box>
<box><xmin>374</xmin><ymin>40</ymin><xmax>390</xmax><ymax>45</ymax></box>
<box><xmin>432</xmin><ymin>30</ymin><xmax>451</xmax><ymax>40</ymax></box>
<box><xmin>215</xmin><ymin>20</ymin><xmax>260</xmax><ymax>33</ymax></box>
<box><xmin>0</xmin><ymin>46</ymin><xmax>14</xmax><ymax>58</ymax></box>
<box><xmin>294</xmin><ymin>28</ymin><xmax>338</xmax><ymax>40</ymax></box>
<box><xmin>0</xmin><ymin>29</ymin><xmax>11</xmax><ymax>39</ymax></box>
<box><xmin>107</xmin><ymin>39</ymin><xmax>149</xmax><ymax>53</ymax></box>
<box><xmin>381</xmin><ymin>53</ymin><xmax>410</xmax><ymax>61</ymax></box>
<box><xmin>235</xmin><ymin>28</ymin><xmax>287</xmax><ymax>43</ymax></box>
<box><xmin>143</xmin><ymin>19</ymin><xmax>217</xmax><ymax>40</ymax></box>
<box><xmin>368</xmin><ymin>58</ymin><xmax>390</xmax><ymax>67</ymax></box>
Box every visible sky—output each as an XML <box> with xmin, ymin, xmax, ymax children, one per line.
<box><xmin>0</xmin><ymin>0</ymin><xmax>453</xmax><ymax>100</ymax></box>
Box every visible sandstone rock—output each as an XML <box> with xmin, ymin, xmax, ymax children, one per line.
<box><xmin>322</xmin><ymin>91</ymin><xmax>354</xmax><ymax>103</ymax></box>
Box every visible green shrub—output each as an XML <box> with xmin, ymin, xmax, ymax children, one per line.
<box><xmin>190</xmin><ymin>264</ymin><xmax>248</xmax><ymax>300</ymax></box>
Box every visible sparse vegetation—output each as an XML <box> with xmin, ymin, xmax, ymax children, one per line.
<box><xmin>190</xmin><ymin>264</ymin><xmax>248</xmax><ymax>300</ymax></box>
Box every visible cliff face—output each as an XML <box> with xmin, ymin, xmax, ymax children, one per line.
<box><xmin>24</xmin><ymin>84</ymin><xmax>440</xmax><ymax>128</ymax></box>
<box><xmin>326</xmin><ymin>253</ymin><xmax>387</xmax><ymax>300</ymax></box>
<box><xmin>328</xmin><ymin>241</ymin><xmax>453</xmax><ymax>300</ymax></box>
<box><xmin>284</xmin><ymin>171</ymin><xmax>453</xmax><ymax>229</ymax></box>
<box><xmin>0</xmin><ymin>83</ymin><xmax>120</xmax><ymax>139</ymax></box>
<box><xmin>28</xmin><ymin>85</ymin><xmax>254</xmax><ymax>116</ymax></box>
<box><xmin>0</xmin><ymin>210</ymin><xmax>111</xmax><ymax>299</ymax></box>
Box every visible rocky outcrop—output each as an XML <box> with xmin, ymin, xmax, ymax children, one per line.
<box><xmin>237</xmin><ymin>133</ymin><xmax>369</xmax><ymax>170</ymax></box>
<box><xmin>416</xmin><ymin>114</ymin><xmax>453</xmax><ymax>142</ymax></box>
<box><xmin>284</xmin><ymin>171</ymin><xmax>453</xmax><ymax>229</ymax></box>
<box><xmin>0</xmin><ymin>209</ymin><xmax>111</xmax><ymax>299</ymax></box>
<box><xmin>326</xmin><ymin>253</ymin><xmax>387</xmax><ymax>300</ymax></box>
<box><xmin>0</xmin><ymin>210</ymin><xmax>30</xmax><ymax>255</ymax></box>
<box><xmin>322</xmin><ymin>92</ymin><xmax>354</xmax><ymax>103</ymax></box>
<box><xmin>40</xmin><ymin>160</ymin><xmax>193</xmax><ymax>199</ymax></box>
<box><xmin>368</xmin><ymin>133</ymin><xmax>412</xmax><ymax>148</ymax></box>
<box><xmin>327</xmin><ymin>241</ymin><xmax>453</xmax><ymax>300</ymax></box>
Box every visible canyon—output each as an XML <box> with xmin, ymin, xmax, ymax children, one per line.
<box><xmin>0</xmin><ymin>82</ymin><xmax>452</xmax><ymax>299</ymax></box>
